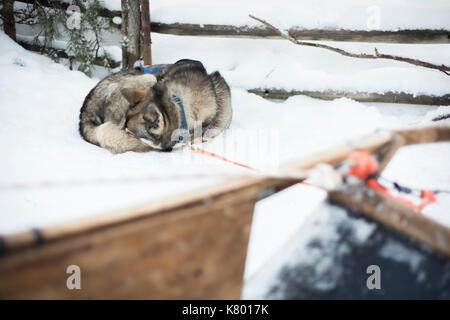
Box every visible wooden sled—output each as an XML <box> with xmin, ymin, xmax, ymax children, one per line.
<box><xmin>0</xmin><ymin>125</ymin><xmax>449</xmax><ymax>299</ymax></box>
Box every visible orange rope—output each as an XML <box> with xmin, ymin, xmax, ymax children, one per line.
<box><xmin>189</xmin><ymin>146</ymin><xmax>257</xmax><ymax>170</ymax></box>
<box><xmin>366</xmin><ymin>179</ymin><xmax>437</xmax><ymax>211</ymax></box>
<box><xmin>190</xmin><ymin>146</ymin><xmax>310</xmax><ymax>187</ymax></box>
<box><xmin>190</xmin><ymin>146</ymin><xmax>437</xmax><ymax>211</ymax></box>
<box><xmin>349</xmin><ymin>151</ymin><xmax>437</xmax><ymax>211</ymax></box>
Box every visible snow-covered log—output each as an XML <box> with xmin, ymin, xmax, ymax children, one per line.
<box><xmin>249</xmin><ymin>89</ymin><xmax>450</xmax><ymax>106</ymax></box>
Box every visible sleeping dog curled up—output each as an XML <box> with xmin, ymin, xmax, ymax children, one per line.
<box><xmin>79</xmin><ymin>60</ymin><xmax>232</xmax><ymax>153</ymax></box>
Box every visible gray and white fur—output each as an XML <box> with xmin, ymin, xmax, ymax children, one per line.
<box><xmin>79</xmin><ymin>60</ymin><xmax>232</xmax><ymax>153</ymax></box>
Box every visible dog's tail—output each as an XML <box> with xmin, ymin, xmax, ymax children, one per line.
<box><xmin>210</xmin><ymin>71</ymin><xmax>232</xmax><ymax>128</ymax></box>
<box><xmin>79</xmin><ymin>117</ymin><xmax>101</xmax><ymax>146</ymax></box>
<box><xmin>79</xmin><ymin>89</ymin><xmax>102</xmax><ymax>146</ymax></box>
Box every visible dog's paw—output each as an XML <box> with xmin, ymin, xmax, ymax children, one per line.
<box><xmin>140</xmin><ymin>73</ymin><xmax>157</xmax><ymax>87</ymax></box>
<box><xmin>95</xmin><ymin>122</ymin><xmax>127</xmax><ymax>153</ymax></box>
<box><xmin>95</xmin><ymin>122</ymin><xmax>117</xmax><ymax>142</ymax></box>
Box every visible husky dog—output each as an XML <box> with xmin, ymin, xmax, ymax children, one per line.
<box><xmin>79</xmin><ymin>59</ymin><xmax>232</xmax><ymax>153</ymax></box>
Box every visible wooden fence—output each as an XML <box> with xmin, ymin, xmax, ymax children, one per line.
<box><xmin>14</xmin><ymin>0</ymin><xmax>450</xmax><ymax>105</ymax></box>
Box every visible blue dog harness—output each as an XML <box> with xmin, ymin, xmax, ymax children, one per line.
<box><xmin>141</xmin><ymin>65</ymin><xmax>189</xmax><ymax>133</ymax></box>
<box><xmin>171</xmin><ymin>94</ymin><xmax>188</xmax><ymax>132</ymax></box>
<box><xmin>142</xmin><ymin>66</ymin><xmax>166</xmax><ymax>75</ymax></box>
<box><xmin>141</xmin><ymin>60</ymin><xmax>204</xmax><ymax>138</ymax></box>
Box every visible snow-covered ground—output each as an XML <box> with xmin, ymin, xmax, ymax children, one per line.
<box><xmin>101</xmin><ymin>0</ymin><xmax>450</xmax><ymax>31</ymax></box>
<box><xmin>0</xmin><ymin>19</ymin><xmax>449</xmax><ymax>298</ymax></box>
<box><xmin>0</xmin><ymin>30</ymin><xmax>393</xmax><ymax>234</ymax></box>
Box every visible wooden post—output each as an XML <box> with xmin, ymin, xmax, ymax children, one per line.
<box><xmin>127</xmin><ymin>0</ymin><xmax>141</xmax><ymax>69</ymax></box>
<box><xmin>120</xmin><ymin>0</ymin><xmax>129</xmax><ymax>70</ymax></box>
<box><xmin>140</xmin><ymin>0</ymin><xmax>152</xmax><ymax>65</ymax></box>
<box><xmin>1</xmin><ymin>0</ymin><xmax>16</xmax><ymax>41</ymax></box>
<box><xmin>121</xmin><ymin>0</ymin><xmax>141</xmax><ymax>70</ymax></box>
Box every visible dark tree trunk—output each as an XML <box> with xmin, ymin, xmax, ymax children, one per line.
<box><xmin>2</xmin><ymin>0</ymin><xmax>16</xmax><ymax>41</ymax></box>
<box><xmin>140</xmin><ymin>0</ymin><xmax>152</xmax><ymax>65</ymax></box>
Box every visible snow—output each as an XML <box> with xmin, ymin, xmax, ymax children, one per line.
<box><xmin>0</xmin><ymin>32</ymin><xmax>226</xmax><ymax>234</ymax></box>
<box><xmin>101</xmin><ymin>0</ymin><xmax>450</xmax><ymax>31</ymax></box>
<box><xmin>112</xmin><ymin>16</ymin><xmax>122</xmax><ymax>25</ymax></box>
<box><xmin>0</xmin><ymin>29</ymin><xmax>386</xmax><ymax>234</ymax></box>
<box><xmin>149</xmin><ymin>33</ymin><xmax>450</xmax><ymax>96</ymax></box>
<box><xmin>382</xmin><ymin>143</ymin><xmax>450</xmax><ymax>227</ymax></box>
<box><xmin>244</xmin><ymin>184</ymin><xmax>327</xmax><ymax>279</ymax></box>
<box><xmin>100</xmin><ymin>45</ymin><xmax>122</xmax><ymax>62</ymax></box>
<box><xmin>421</xmin><ymin>106</ymin><xmax>450</xmax><ymax>123</ymax></box>
<box><xmin>379</xmin><ymin>240</ymin><xmax>425</xmax><ymax>272</ymax></box>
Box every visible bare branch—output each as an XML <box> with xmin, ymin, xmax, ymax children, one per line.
<box><xmin>432</xmin><ymin>114</ymin><xmax>450</xmax><ymax>122</ymax></box>
<box><xmin>249</xmin><ymin>14</ymin><xmax>450</xmax><ymax>75</ymax></box>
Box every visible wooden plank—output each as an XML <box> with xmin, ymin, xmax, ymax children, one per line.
<box><xmin>289</xmin><ymin>29</ymin><xmax>450</xmax><ymax>44</ymax></box>
<box><xmin>121</xmin><ymin>0</ymin><xmax>129</xmax><ymax>70</ymax></box>
<box><xmin>375</xmin><ymin>126</ymin><xmax>450</xmax><ymax>171</ymax></box>
<box><xmin>150</xmin><ymin>23</ymin><xmax>450</xmax><ymax>44</ymax></box>
<box><xmin>140</xmin><ymin>0</ymin><xmax>152</xmax><ymax>65</ymax></box>
<box><xmin>0</xmin><ymin>187</ymin><xmax>256</xmax><ymax>299</ymax></box>
<box><xmin>329</xmin><ymin>125</ymin><xmax>450</xmax><ymax>257</ymax></box>
<box><xmin>394</xmin><ymin>126</ymin><xmax>450</xmax><ymax>146</ymax></box>
<box><xmin>2</xmin><ymin>0</ymin><xmax>16</xmax><ymax>41</ymax></box>
<box><xmin>329</xmin><ymin>186</ymin><xmax>450</xmax><ymax>257</ymax></box>
<box><xmin>249</xmin><ymin>89</ymin><xmax>450</xmax><ymax>106</ymax></box>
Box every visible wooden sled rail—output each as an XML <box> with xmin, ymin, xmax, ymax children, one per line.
<box><xmin>330</xmin><ymin>125</ymin><xmax>450</xmax><ymax>257</ymax></box>
<box><xmin>329</xmin><ymin>187</ymin><xmax>450</xmax><ymax>258</ymax></box>
<box><xmin>393</xmin><ymin>126</ymin><xmax>450</xmax><ymax>145</ymax></box>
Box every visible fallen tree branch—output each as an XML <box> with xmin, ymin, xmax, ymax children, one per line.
<box><xmin>433</xmin><ymin>114</ymin><xmax>450</xmax><ymax>121</ymax></box>
<box><xmin>249</xmin><ymin>14</ymin><xmax>450</xmax><ymax>76</ymax></box>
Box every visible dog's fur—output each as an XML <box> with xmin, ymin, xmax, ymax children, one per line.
<box><xmin>79</xmin><ymin>61</ymin><xmax>232</xmax><ymax>153</ymax></box>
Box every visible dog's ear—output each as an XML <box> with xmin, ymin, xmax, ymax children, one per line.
<box><xmin>143</xmin><ymin>106</ymin><xmax>160</xmax><ymax>126</ymax></box>
<box><xmin>121</xmin><ymin>88</ymin><xmax>147</xmax><ymax>105</ymax></box>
